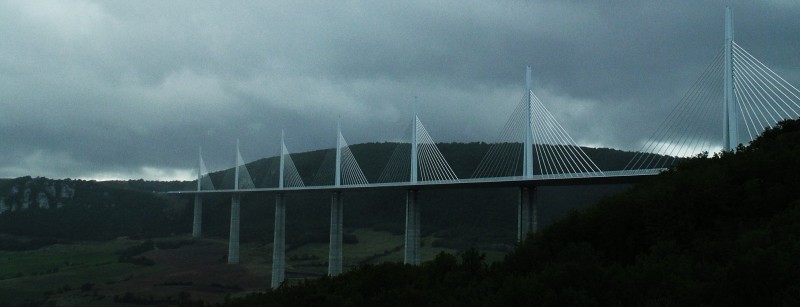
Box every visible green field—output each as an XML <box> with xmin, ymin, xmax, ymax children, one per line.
<box><xmin>0</xmin><ymin>238</ymin><xmax>149</xmax><ymax>306</ymax></box>
<box><xmin>0</xmin><ymin>231</ymin><xmax>507</xmax><ymax>305</ymax></box>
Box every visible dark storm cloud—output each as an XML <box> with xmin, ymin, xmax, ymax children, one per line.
<box><xmin>0</xmin><ymin>0</ymin><xmax>798</xmax><ymax>179</ymax></box>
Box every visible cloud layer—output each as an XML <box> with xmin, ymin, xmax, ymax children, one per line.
<box><xmin>1</xmin><ymin>0</ymin><xmax>798</xmax><ymax>179</ymax></box>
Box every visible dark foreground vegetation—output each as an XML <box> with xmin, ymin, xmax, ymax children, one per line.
<box><xmin>221</xmin><ymin>119</ymin><xmax>800</xmax><ymax>306</ymax></box>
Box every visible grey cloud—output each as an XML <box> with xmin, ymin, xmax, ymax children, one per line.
<box><xmin>0</xmin><ymin>0</ymin><xmax>798</xmax><ymax>179</ymax></box>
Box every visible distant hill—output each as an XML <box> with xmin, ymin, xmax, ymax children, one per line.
<box><xmin>224</xmin><ymin>119</ymin><xmax>800</xmax><ymax>306</ymax></box>
<box><xmin>185</xmin><ymin>143</ymin><xmax>649</xmax><ymax>249</ymax></box>
<box><xmin>0</xmin><ymin>143</ymin><xmax>655</xmax><ymax>250</ymax></box>
<box><xmin>0</xmin><ymin>177</ymin><xmax>188</xmax><ymax>244</ymax></box>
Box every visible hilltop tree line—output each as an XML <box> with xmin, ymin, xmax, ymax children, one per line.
<box><xmin>186</xmin><ymin>143</ymin><xmax>640</xmax><ymax>250</ymax></box>
<box><xmin>0</xmin><ymin>179</ymin><xmax>189</xmax><ymax>244</ymax></box>
<box><xmin>0</xmin><ymin>142</ymin><xmax>643</xmax><ymax>250</ymax></box>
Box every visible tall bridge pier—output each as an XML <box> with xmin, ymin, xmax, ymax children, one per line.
<box><xmin>192</xmin><ymin>149</ymin><xmax>206</xmax><ymax>238</ymax></box>
<box><xmin>192</xmin><ymin>194</ymin><xmax>203</xmax><ymax>238</ymax></box>
<box><xmin>271</xmin><ymin>131</ymin><xmax>289</xmax><ymax>288</ymax></box>
<box><xmin>518</xmin><ymin>186</ymin><xmax>537</xmax><ymax>240</ymax></box>
<box><xmin>328</xmin><ymin>121</ymin><xmax>345</xmax><ymax>276</ymax></box>
<box><xmin>228</xmin><ymin>193</ymin><xmax>241</xmax><ymax>264</ymax></box>
<box><xmin>404</xmin><ymin>189</ymin><xmax>421</xmax><ymax>265</ymax></box>
<box><xmin>228</xmin><ymin>141</ymin><xmax>243</xmax><ymax>265</ymax></box>
<box><xmin>271</xmin><ymin>193</ymin><xmax>286</xmax><ymax>288</ymax></box>
<box><xmin>328</xmin><ymin>192</ymin><xmax>343</xmax><ymax>276</ymax></box>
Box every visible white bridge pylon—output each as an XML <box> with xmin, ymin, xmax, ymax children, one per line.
<box><xmin>196</xmin><ymin>147</ymin><xmax>215</xmax><ymax>191</ymax></box>
<box><xmin>472</xmin><ymin>66</ymin><xmax>604</xmax><ymax>180</ymax></box>
<box><xmin>312</xmin><ymin>120</ymin><xmax>369</xmax><ymax>186</ymax></box>
<box><xmin>377</xmin><ymin>99</ymin><xmax>459</xmax><ymax>183</ymax></box>
<box><xmin>626</xmin><ymin>6</ymin><xmax>800</xmax><ymax>171</ymax></box>
<box><xmin>278</xmin><ymin>131</ymin><xmax>305</xmax><ymax>188</ymax></box>
<box><xmin>413</xmin><ymin>113</ymin><xmax>459</xmax><ymax>183</ymax></box>
<box><xmin>235</xmin><ymin>140</ymin><xmax>256</xmax><ymax>190</ymax></box>
<box><xmin>217</xmin><ymin>140</ymin><xmax>257</xmax><ymax>190</ymax></box>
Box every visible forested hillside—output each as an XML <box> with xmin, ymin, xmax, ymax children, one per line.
<box><xmin>0</xmin><ymin>143</ymin><xmax>645</xmax><ymax>251</ymax></box>
<box><xmin>182</xmin><ymin>143</ymin><xmax>642</xmax><ymax>250</ymax></box>
<box><xmin>224</xmin><ymin>120</ymin><xmax>800</xmax><ymax>306</ymax></box>
<box><xmin>0</xmin><ymin>177</ymin><xmax>190</xmax><ymax>247</ymax></box>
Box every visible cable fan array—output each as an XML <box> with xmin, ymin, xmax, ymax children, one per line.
<box><xmin>377</xmin><ymin>116</ymin><xmax>458</xmax><ymax>183</ymax></box>
<box><xmin>625</xmin><ymin>50</ymin><xmax>725</xmax><ymax>170</ymax></box>
<box><xmin>253</xmin><ymin>141</ymin><xmax>305</xmax><ymax>188</ymax></box>
<box><xmin>415</xmin><ymin>117</ymin><xmax>459</xmax><ymax>182</ymax></box>
<box><xmin>376</xmin><ymin>142</ymin><xmax>410</xmax><ymax>183</ymax></box>
<box><xmin>197</xmin><ymin>89</ymin><xmax>607</xmax><ymax>190</ymax></box>
<box><xmin>472</xmin><ymin>96</ymin><xmax>527</xmax><ymax>178</ymax></box>
<box><xmin>312</xmin><ymin>132</ymin><xmax>369</xmax><ymax>186</ymax></box>
<box><xmin>235</xmin><ymin>144</ymin><xmax>256</xmax><ymax>189</ymax></box>
<box><xmin>190</xmin><ymin>36</ymin><xmax>800</xmax><ymax>186</ymax></box>
<box><xmin>197</xmin><ymin>150</ymin><xmax>215</xmax><ymax>191</ymax></box>
<box><xmin>732</xmin><ymin>42</ymin><xmax>800</xmax><ymax>141</ymax></box>
<box><xmin>473</xmin><ymin>90</ymin><xmax>604</xmax><ymax>179</ymax></box>
<box><xmin>220</xmin><ymin>142</ymin><xmax>256</xmax><ymax>189</ymax></box>
<box><xmin>280</xmin><ymin>141</ymin><xmax>305</xmax><ymax>188</ymax></box>
<box><xmin>627</xmin><ymin>43</ymin><xmax>800</xmax><ymax>170</ymax></box>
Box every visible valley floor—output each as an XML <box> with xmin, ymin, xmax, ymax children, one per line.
<box><xmin>0</xmin><ymin>231</ymin><xmax>507</xmax><ymax>306</ymax></box>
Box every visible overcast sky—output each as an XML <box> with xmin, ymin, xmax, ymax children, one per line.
<box><xmin>1</xmin><ymin>0</ymin><xmax>798</xmax><ymax>180</ymax></box>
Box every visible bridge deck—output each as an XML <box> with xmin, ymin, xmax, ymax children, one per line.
<box><xmin>169</xmin><ymin>169</ymin><xmax>664</xmax><ymax>195</ymax></box>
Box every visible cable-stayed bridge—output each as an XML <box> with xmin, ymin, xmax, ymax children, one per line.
<box><xmin>170</xmin><ymin>7</ymin><xmax>800</xmax><ymax>288</ymax></box>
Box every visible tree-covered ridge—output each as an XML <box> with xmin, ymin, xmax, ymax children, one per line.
<box><xmin>183</xmin><ymin>142</ymin><xmax>646</xmax><ymax>251</ymax></box>
<box><xmin>224</xmin><ymin>119</ymin><xmax>800</xmax><ymax>306</ymax></box>
<box><xmin>0</xmin><ymin>177</ymin><xmax>187</xmax><ymax>242</ymax></box>
<box><xmin>0</xmin><ymin>143</ymin><xmax>646</xmax><ymax>252</ymax></box>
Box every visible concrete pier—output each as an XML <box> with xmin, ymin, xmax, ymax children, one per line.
<box><xmin>328</xmin><ymin>191</ymin><xmax>343</xmax><ymax>276</ymax></box>
<box><xmin>227</xmin><ymin>194</ymin><xmax>241</xmax><ymax>264</ymax></box>
<box><xmin>271</xmin><ymin>193</ymin><xmax>286</xmax><ymax>288</ymax></box>
<box><xmin>192</xmin><ymin>194</ymin><xmax>202</xmax><ymax>238</ymax></box>
<box><xmin>518</xmin><ymin>186</ymin><xmax>537</xmax><ymax>241</ymax></box>
<box><xmin>404</xmin><ymin>189</ymin><xmax>420</xmax><ymax>265</ymax></box>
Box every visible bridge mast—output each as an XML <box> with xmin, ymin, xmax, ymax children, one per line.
<box><xmin>279</xmin><ymin>131</ymin><xmax>286</xmax><ymax>189</ymax></box>
<box><xmin>196</xmin><ymin>147</ymin><xmax>203</xmax><ymax>191</ymax></box>
<box><xmin>234</xmin><ymin>140</ymin><xmax>240</xmax><ymax>190</ymax></box>
<box><xmin>524</xmin><ymin>66</ymin><xmax>534</xmax><ymax>178</ymax></box>
<box><xmin>723</xmin><ymin>6</ymin><xmax>738</xmax><ymax>151</ymax></box>
<box><xmin>335</xmin><ymin>119</ymin><xmax>342</xmax><ymax>187</ymax></box>
<box><xmin>411</xmin><ymin>97</ymin><xmax>418</xmax><ymax>183</ymax></box>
